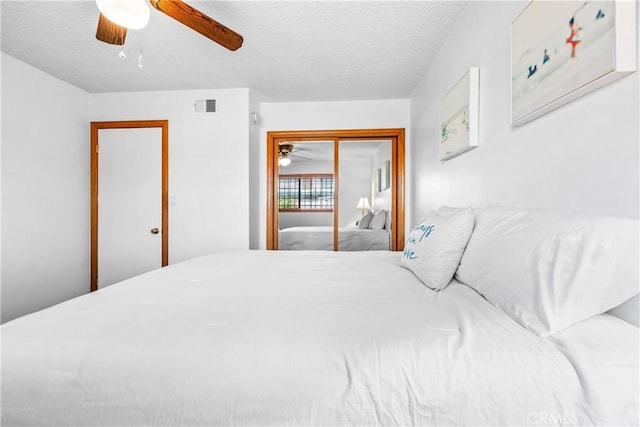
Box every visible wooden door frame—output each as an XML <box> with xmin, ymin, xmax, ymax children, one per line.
<box><xmin>267</xmin><ymin>128</ymin><xmax>405</xmax><ymax>251</ymax></box>
<box><xmin>90</xmin><ymin>120</ymin><xmax>169</xmax><ymax>292</ymax></box>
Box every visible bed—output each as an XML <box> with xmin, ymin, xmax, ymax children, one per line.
<box><xmin>278</xmin><ymin>225</ymin><xmax>390</xmax><ymax>250</ymax></box>
<box><xmin>2</xmin><ymin>206</ymin><xmax>638</xmax><ymax>426</ymax></box>
<box><xmin>279</xmin><ymin>209</ymin><xmax>390</xmax><ymax>251</ymax></box>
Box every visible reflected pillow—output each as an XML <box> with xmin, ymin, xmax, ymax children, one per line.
<box><xmin>358</xmin><ymin>211</ymin><xmax>374</xmax><ymax>229</ymax></box>
<box><xmin>455</xmin><ymin>206</ymin><xmax>640</xmax><ymax>337</ymax></box>
<box><xmin>369</xmin><ymin>210</ymin><xmax>386</xmax><ymax>230</ymax></box>
<box><xmin>401</xmin><ymin>207</ymin><xmax>474</xmax><ymax>290</ymax></box>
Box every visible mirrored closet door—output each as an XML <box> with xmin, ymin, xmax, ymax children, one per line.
<box><xmin>277</xmin><ymin>140</ymin><xmax>335</xmax><ymax>251</ymax></box>
<box><xmin>338</xmin><ymin>139</ymin><xmax>392</xmax><ymax>251</ymax></box>
<box><xmin>267</xmin><ymin>129</ymin><xmax>405</xmax><ymax>252</ymax></box>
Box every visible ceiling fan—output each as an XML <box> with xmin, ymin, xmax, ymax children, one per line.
<box><xmin>279</xmin><ymin>143</ymin><xmax>311</xmax><ymax>167</ymax></box>
<box><xmin>95</xmin><ymin>0</ymin><xmax>243</xmax><ymax>51</ymax></box>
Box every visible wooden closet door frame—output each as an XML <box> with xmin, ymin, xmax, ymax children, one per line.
<box><xmin>90</xmin><ymin>120</ymin><xmax>169</xmax><ymax>292</ymax></box>
<box><xmin>267</xmin><ymin>128</ymin><xmax>405</xmax><ymax>251</ymax></box>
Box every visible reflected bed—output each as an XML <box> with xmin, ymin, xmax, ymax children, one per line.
<box><xmin>278</xmin><ymin>226</ymin><xmax>390</xmax><ymax>251</ymax></box>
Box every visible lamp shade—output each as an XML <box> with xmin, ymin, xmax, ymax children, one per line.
<box><xmin>356</xmin><ymin>197</ymin><xmax>371</xmax><ymax>214</ymax></box>
<box><xmin>96</xmin><ymin>0</ymin><xmax>150</xmax><ymax>29</ymax></box>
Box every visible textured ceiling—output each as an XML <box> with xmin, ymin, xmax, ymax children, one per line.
<box><xmin>1</xmin><ymin>0</ymin><xmax>467</xmax><ymax>102</ymax></box>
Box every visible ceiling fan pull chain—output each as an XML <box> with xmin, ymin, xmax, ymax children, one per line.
<box><xmin>138</xmin><ymin>39</ymin><xmax>144</xmax><ymax>68</ymax></box>
<box><xmin>118</xmin><ymin>46</ymin><xmax>126</xmax><ymax>60</ymax></box>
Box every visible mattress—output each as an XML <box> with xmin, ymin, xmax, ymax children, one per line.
<box><xmin>278</xmin><ymin>226</ymin><xmax>390</xmax><ymax>250</ymax></box>
<box><xmin>1</xmin><ymin>250</ymin><xmax>637</xmax><ymax>426</ymax></box>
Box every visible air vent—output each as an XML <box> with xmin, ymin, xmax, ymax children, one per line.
<box><xmin>194</xmin><ymin>99</ymin><xmax>217</xmax><ymax>114</ymax></box>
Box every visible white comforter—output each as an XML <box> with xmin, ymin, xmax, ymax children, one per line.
<box><xmin>278</xmin><ymin>226</ymin><xmax>390</xmax><ymax>250</ymax></box>
<box><xmin>2</xmin><ymin>251</ymin><xmax>637</xmax><ymax>426</ymax></box>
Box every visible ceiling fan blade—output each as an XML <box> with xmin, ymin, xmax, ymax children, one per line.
<box><xmin>149</xmin><ymin>0</ymin><xmax>243</xmax><ymax>51</ymax></box>
<box><xmin>95</xmin><ymin>13</ymin><xmax>127</xmax><ymax>45</ymax></box>
<box><xmin>291</xmin><ymin>154</ymin><xmax>312</xmax><ymax>161</ymax></box>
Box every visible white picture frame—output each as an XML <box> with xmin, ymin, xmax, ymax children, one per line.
<box><xmin>439</xmin><ymin>67</ymin><xmax>480</xmax><ymax>161</ymax></box>
<box><xmin>511</xmin><ymin>0</ymin><xmax>636</xmax><ymax>126</ymax></box>
<box><xmin>380</xmin><ymin>160</ymin><xmax>390</xmax><ymax>191</ymax></box>
<box><xmin>374</xmin><ymin>168</ymin><xmax>381</xmax><ymax>193</ymax></box>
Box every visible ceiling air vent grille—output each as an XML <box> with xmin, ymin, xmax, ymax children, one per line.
<box><xmin>194</xmin><ymin>99</ymin><xmax>217</xmax><ymax>114</ymax></box>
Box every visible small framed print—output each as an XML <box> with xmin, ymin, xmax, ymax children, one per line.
<box><xmin>439</xmin><ymin>67</ymin><xmax>479</xmax><ymax>161</ymax></box>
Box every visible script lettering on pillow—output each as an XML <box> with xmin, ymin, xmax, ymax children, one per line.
<box><xmin>401</xmin><ymin>207</ymin><xmax>474</xmax><ymax>290</ymax></box>
<box><xmin>403</xmin><ymin>224</ymin><xmax>435</xmax><ymax>260</ymax></box>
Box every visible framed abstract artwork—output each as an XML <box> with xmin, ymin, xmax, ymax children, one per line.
<box><xmin>511</xmin><ymin>0</ymin><xmax>636</xmax><ymax>126</ymax></box>
<box><xmin>439</xmin><ymin>67</ymin><xmax>480</xmax><ymax>161</ymax></box>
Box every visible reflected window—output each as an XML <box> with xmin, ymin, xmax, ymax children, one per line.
<box><xmin>279</xmin><ymin>174</ymin><xmax>334</xmax><ymax>212</ymax></box>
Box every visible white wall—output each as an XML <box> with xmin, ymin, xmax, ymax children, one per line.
<box><xmin>258</xmin><ymin>99</ymin><xmax>410</xmax><ymax>249</ymax></box>
<box><xmin>371</xmin><ymin>142</ymin><xmax>391</xmax><ymax>215</ymax></box>
<box><xmin>1</xmin><ymin>53</ymin><xmax>90</xmax><ymax>323</ymax></box>
<box><xmin>1</xmin><ymin>52</ymin><xmax>3</xmax><ymax>323</ymax></box>
<box><xmin>249</xmin><ymin>91</ymin><xmax>262</xmax><ymax>249</ymax></box>
<box><xmin>338</xmin><ymin>157</ymin><xmax>371</xmax><ymax>227</ymax></box>
<box><xmin>410</xmin><ymin>1</ymin><xmax>639</xmax><ymax>323</ymax></box>
<box><xmin>281</xmin><ymin>159</ymin><xmax>333</xmax><ymax>175</ymax></box>
<box><xmin>90</xmin><ymin>88</ymin><xmax>251</xmax><ymax>264</ymax></box>
<box><xmin>410</xmin><ymin>1</ymin><xmax>639</xmax><ymax>219</ymax></box>
<box><xmin>279</xmin><ymin>212</ymin><xmax>333</xmax><ymax>229</ymax></box>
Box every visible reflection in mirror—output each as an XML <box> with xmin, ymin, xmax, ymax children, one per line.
<box><xmin>339</xmin><ymin>140</ymin><xmax>392</xmax><ymax>251</ymax></box>
<box><xmin>277</xmin><ymin>141</ymin><xmax>336</xmax><ymax>250</ymax></box>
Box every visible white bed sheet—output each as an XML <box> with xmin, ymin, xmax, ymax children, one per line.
<box><xmin>278</xmin><ymin>226</ymin><xmax>390</xmax><ymax>250</ymax></box>
<box><xmin>2</xmin><ymin>251</ymin><xmax>637</xmax><ymax>426</ymax></box>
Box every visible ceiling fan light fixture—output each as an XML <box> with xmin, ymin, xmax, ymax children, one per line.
<box><xmin>96</xmin><ymin>0</ymin><xmax>150</xmax><ymax>30</ymax></box>
<box><xmin>279</xmin><ymin>157</ymin><xmax>291</xmax><ymax>167</ymax></box>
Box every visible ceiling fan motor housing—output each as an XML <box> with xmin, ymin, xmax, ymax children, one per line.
<box><xmin>279</xmin><ymin>144</ymin><xmax>294</xmax><ymax>155</ymax></box>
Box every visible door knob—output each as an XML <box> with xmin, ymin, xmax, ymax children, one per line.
<box><xmin>150</xmin><ymin>227</ymin><xmax>160</xmax><ymax>235</ymax></box>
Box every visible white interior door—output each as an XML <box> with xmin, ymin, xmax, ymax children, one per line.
<box><xmin>98</xmin><ymin>128</ymin><xmax>162</xmax><ymax>288</ymax></box>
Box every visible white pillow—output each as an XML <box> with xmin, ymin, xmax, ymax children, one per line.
<box><xmin>369</xmin><ymin>209</ymin><xmax>386</xmax><ymax>230</ymax></box>
<box><xmin>358</xmin><ymin>211</ymin><xmax>373</xmax><ymax>229</ymax></box>
<box><xmin>455</xmin><ymin>206</ymin><xmax>640</xmax><ymax>337</ymax></box>
<box><xmin>400</xmin><ymin>207</ymin><xmax>475</xmax><ymax>290</ymax></box>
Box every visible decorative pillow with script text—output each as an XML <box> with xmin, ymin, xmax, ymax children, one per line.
<box><xmin>401</xmin><ymin>207</ymin><xmax>475</xmax><ymax>290</ymax></box>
